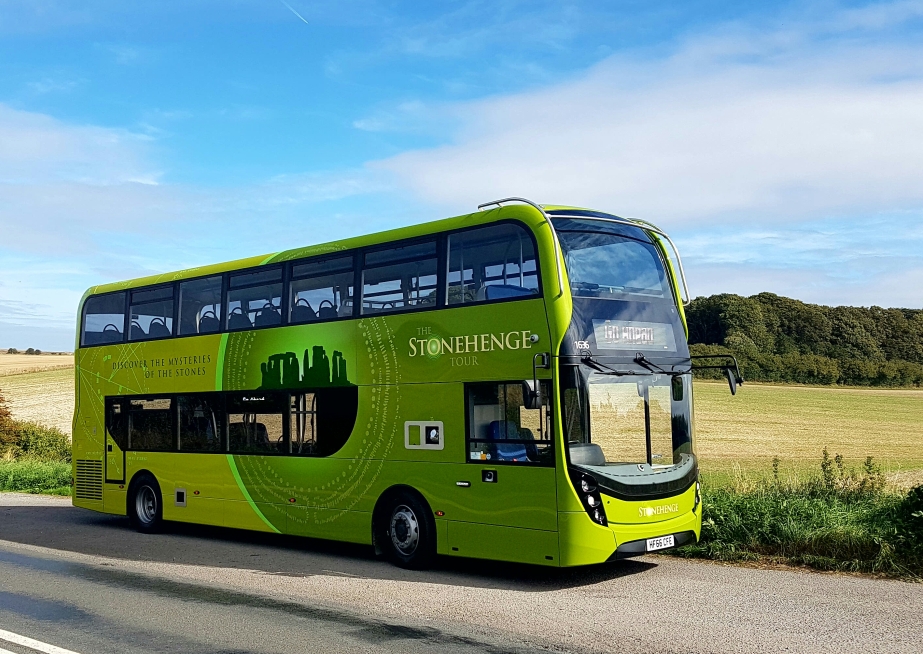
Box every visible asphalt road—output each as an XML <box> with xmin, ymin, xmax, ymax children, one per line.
<box><xmin>1</xmin><ymin>493</ymin><xmax>921</xmax><ymax>654</ymax></box>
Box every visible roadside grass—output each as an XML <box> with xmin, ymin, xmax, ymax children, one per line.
<box><xmin>0</xmin><ymin>387</ymin><xmax>72</xmax><ymax>496</ymax></box>
<box><xmin>675</xmin><ymin>452</ymin><xmax>923</xmax><ymax>579</ymax></box>
<box><xmin>0</xmin><ymin>459</ymin><xmax>72</xmax><ymax>495</ymax></box>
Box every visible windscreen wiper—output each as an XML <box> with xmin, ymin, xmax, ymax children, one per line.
<box><xmin>580</xmin><ymin>354</ymin><xmax>641</xmax><ymax>376</ymax></box>
<box><xmin>633</xmin><ymin>353</ymin><xmax>676</xmax><ymax>375</ymax></box>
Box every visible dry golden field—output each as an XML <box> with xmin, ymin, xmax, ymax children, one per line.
<box><xmin>0</xmin><ymin>353</ymin><xmax>75</xmax><ymax>436</ymax></box>
<box><xmin>0</xmin><ymin>352</ymin><xmax>73</xmax><ymax>375</ymax></box>
<box><xmin>694</xmin><ymin>381</ymin><xmax>923</xmax><ymax>485</ymax></box>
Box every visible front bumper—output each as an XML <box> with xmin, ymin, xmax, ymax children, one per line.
<box><xmin>609</xmin><ymin>529</ymin><xmax>697</xmax><ymax>560</ymax></box>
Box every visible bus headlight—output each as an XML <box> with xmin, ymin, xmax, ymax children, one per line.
<box><xmin>569</xmin><ymin>469</ymin><xmax>608</xmax><ymax>527</ymax></box>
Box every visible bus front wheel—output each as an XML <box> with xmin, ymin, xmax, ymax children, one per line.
<box><xmin>128</xmin><ymin>473</ymin><xmax>163</xmax><ymax>534</ymax></box>
<box><xmin>381</xmin><ymin>491</ymin><xmax>435</xmax><ymax>569</ymax></box>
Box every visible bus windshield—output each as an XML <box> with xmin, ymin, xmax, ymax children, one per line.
<box><xmin>555</xmin><ymin>223</ymin><xmax>672</xmax><ymax>302</ymax></box>
<box><xmin>562</xmin><ymin>370</ymin><xmax>694</xmax><ymax>468</ymax></box>
<box><xmin>553</xmin><ymin>217</ymin><xmax>687</xmax><ymax>359</ymax></box>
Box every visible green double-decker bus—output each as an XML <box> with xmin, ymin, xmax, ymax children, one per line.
<box><xmin>72</xmin><ymin>198</ymin><xmax>724</xmax><ymax>568</ymax></box>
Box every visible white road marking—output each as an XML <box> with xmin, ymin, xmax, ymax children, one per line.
<box><xmin>0</xmin><ymin>628</ymin><xmax>82</xmax><ymax>654</ymax></box>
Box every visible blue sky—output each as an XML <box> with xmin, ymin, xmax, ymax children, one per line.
<box><xmin>1</xmin><ymin>0</ymin><xmax>922</xmax><ymax>351</ymax></box>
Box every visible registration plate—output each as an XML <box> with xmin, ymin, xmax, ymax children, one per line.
<box><xmin>646</xmin><ymin>534</ymin><xmax>675</xmax><ymax>552</ymax></box>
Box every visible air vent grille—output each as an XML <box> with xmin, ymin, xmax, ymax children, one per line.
<box><xmin>74</xmin><ymin>459</ymin><xmax>103</xmax><ymax>501</ymax></box>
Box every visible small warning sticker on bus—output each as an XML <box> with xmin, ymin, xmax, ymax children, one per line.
<box><xmin>592</xmin><ymin>320</ymin><xmax>677</xmax><ymax>351</ymax></box>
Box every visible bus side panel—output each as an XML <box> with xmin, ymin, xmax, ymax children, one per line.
<box><xmin>446</xmin><ymin>522</ymin><xmax>560</xmax><ymax>566</ymax></box>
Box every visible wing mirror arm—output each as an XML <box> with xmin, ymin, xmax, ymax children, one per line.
<box><xmin>689</xmin><ymin>354</ymin><xmax>744</xmax><ymax>396</ymax></box>
<box><xmin>523</xmin><ymin>352</ymin><xmax>550</xmax><ymax>409</ymax></box>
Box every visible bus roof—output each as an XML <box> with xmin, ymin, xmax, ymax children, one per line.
<box><xmin>83</xmin><ymin>202</ymin><xmax>570</xmax><ymax>299</ymax></box>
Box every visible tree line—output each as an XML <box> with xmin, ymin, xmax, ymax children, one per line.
<box><xmin>686</xmin><ymin>293</ymin><xmax>923</xmax><ymax>387</ymax></box>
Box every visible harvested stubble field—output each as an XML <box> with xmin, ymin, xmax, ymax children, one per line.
<box><xmin>0</xmin><ymin>353</ymin><xmax>74</xmax><ymax>436</ymax></box>
<box><xmin>694</xmin><ymin>381</ymin><xmax>923</xmax><ymax>486</ymax></box>
<box><xmin>0</xmin><ymin>352</ymin><xmax>73</xmax><ymax>375</ymax></box>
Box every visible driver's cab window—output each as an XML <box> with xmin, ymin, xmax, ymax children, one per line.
<box><xmin>466</xmin><ymin>381</ymin><xmax>553</xmax><ymax>465</ymax></box>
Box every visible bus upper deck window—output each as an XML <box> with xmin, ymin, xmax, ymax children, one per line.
<box><xmin>361</xmin><ymin>241</ymin><xmax>437</xmax><ymax>315</ymax></box>
<box><xmin>447</xmin><ymin>224</ymin><xmax>539</xmax><ymax>305</ymax></box>
<box><xmin>81</xmin><ymin>292</ymin><xmax>126</xmax><ymax>346</ymax></box>
<box><xmin>129</xmin><ymin>286</ymin><xmax>174</xmax><ymax>341</ymax></box>
<box><xmin>179</xmin><ymin>276</ymin><xmax>223</xmax><ymax>336</ymax></box>
<box><xmin>227</xmin><ymin>268</ymin><xmax>283</xmax><ymax>331</ymax></box>
<box><xmin>290</xmin><ymin>255</ymin><xmax>355</xmax><ymax>324</ymax></box>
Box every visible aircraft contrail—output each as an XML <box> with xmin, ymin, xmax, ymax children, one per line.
<box><xmin>279</xmin><ymin>0</ymin><xmax>309</xmax><ymax>24</ymax></box>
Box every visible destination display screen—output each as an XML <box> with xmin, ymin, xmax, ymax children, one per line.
<box><xmin>592</xmin><ymin>319</ymin><xmax>677</xmax><ymax>352</ymax></box>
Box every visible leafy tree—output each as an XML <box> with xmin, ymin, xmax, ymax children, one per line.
<box><xmin>686</xmin><ymin>294</ymin><xmax>923</xmax><ymax>387</ymax></box>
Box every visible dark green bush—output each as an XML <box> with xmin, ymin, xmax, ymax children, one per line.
<box><xmin>13</xmin><ymin>421</ymin><xmax>71</xmax><ymax>462</ymax></box>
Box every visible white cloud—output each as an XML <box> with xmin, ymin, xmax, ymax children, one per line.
<box><xmin>0</xmin><ymin>103</ymin><xmax>158</xmax><ymax>185</ymax></box>
<box><xmin>372</xmin><ymin>12</ymin><xmax>923</xmax><ymax>227</ymax></box>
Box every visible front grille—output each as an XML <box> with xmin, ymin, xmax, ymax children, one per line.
<box><xmin>74</xmin><ymin>459</ymin><xmax>103</xmax><ymax>501</ymax></box>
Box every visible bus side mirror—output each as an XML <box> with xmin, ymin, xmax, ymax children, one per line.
<box><xmin>522</xmin><ymin>380</ymin><xmax>542</xmax><ymax>410</ymax></box>
<box><xmin>725</xmin><ymin>368</ymin><xmax>737</xmax><ymax>395</ymax></box>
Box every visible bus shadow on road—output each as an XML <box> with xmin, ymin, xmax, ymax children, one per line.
<box><xmin>0</xmin><ymin>503</ymin><xmax>656</xmax><ymax>591</ymax></box>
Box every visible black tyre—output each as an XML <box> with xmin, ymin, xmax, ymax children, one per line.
<box><xmin>128</xmin><ymin>473</ymin><xmax>163</xmax><ymax>534</ymax></box>
<box><xmin>381</xmin><ymin>491</ymin><xmax>436</xmax><ymax>569</ymax></box>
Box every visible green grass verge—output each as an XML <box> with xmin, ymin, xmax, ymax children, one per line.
<box><xmin>0</xmin><ymin>459</ymin><xmax>72</xmax><ymax>495</ymax></box>
<box><xmin>673</xmin><ymin>455</ymin><xmax>923</xmax><ymax>578</ymax></box>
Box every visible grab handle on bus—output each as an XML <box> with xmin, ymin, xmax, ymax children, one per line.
<box><xmin>523</xmin><ymin>352</ymin><xmax>550</xmax><ymax>410</ymax></box>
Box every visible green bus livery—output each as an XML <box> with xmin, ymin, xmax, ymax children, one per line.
<box><xmin>72</xmin><ymin>198</ymin><xmax>736</xmax><ymax>568</ymax></box>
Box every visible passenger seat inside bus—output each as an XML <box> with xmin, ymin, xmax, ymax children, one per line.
<box><xmin>130</xmin><ymin>321</ymin><xmax>146</xmax><ymax>340</ymax></box>
<box><xmin>228</xmin><ymin>309</ymin><xmax>252</xmax><ymax>330</ymax></box>
<box><xmin>291</xmin><ymin>299</ymin><xmax>316</xmax><ymax>323</ymax></box>
<box><xmin>254</xmin><ymin>303</ymin><xmax>281</xmax><ymax>327</ymax></box>
<box><xmin>198</xmin><ymin>311</ymin><xmax>220</xmax><ymax>333</ymax></box>
<box><xmin>487</xmin><ymin>420</ymin><xmax>530</xmax><ymax>462</ymax></box>
<box><xmin>317</xmin><ymin>300</ymin><xmax>338</xmax><ymax>320</ymax></box>
<box><xmin>147</xmin><ymin>318</ymin><xmax>171</xmax><ymax>339</ymax></box>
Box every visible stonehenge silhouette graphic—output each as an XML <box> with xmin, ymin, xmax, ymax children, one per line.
<box><xmin>258</xmin><ymin>346</ymin><xmax>351</xmax><ymax>389</ymax></box>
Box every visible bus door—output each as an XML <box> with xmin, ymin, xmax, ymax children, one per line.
<box><xmin>447</xmin><ymin>381</ymin><xmax>558</xmax><ymax>562</ymax></box>
<box><xmin>105</xmin><ymin>398</ymin><xmax>127</xmax><ymax>483</ymax></box>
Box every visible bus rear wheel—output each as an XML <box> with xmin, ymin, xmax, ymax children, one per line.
<box><xmin>128</xmin><ymin>473</ymin><xmax>163</xmax><ymax>534</ymax></box>
<box><xmin>382</xmin><ymin>492</ymin><xmax>435</xmax><ymax>569</ymax></box>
